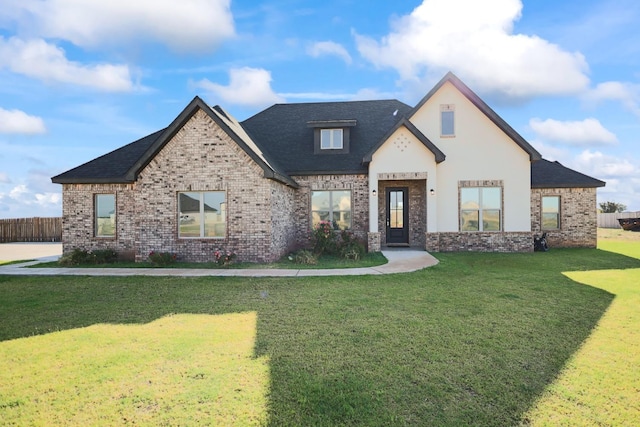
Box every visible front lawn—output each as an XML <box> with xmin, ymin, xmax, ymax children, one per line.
<box><xmin>1</xmin><ymin>238</ymin><xmax>639</xmax><ymax>425</ymax></box>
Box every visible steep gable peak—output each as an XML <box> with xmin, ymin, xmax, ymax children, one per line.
<box><xmin>410</xmin><ymin>72</ymin><xmax>542</xmax><ymax>161</ymax></box>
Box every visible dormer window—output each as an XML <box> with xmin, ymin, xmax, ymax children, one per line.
<box><xmin>320</xmin><ymin>129</ymin><xmax>343</xmax><ymax>150</ymax></box>
<box><xmin>308</xmin><ymin>119</ymin><xmax>356</xmax><ymax>154</ymax></box>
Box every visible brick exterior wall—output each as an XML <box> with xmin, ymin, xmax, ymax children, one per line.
<box><xmin>290</xmin><ymin>174</ymin><xmax>370</xmax><ymax>248</ymax></box>
<box><xmin>425</xmin><ymin>232</ymin><xmax>533</xmax><ymax>252</ymax></box>
<box><xmin>531</xmin><ymin>187</ymin><xmax>598</xmax><ymax>248</ymax></box>
<box><xmin>61</xmin><ymin>110</ymin><xmax>296</xmax><ymax>263</ymax></box>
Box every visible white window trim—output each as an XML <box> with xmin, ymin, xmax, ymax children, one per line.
<box><xmin>460</xmin><ymin>187</ymin><xmax>502</xmax><ymax>232</ymax></box>
<box><xmin>320</xmin><ymin>129</ymin><xmax>344</xmax><ymax>150</ymax></box>
<box><xmin>178</xmin><ymin>191</ymin><xmax>226</xmax><ymax>239</ymax></box>
<box><xmin>311</xmin><ymin>190</ymin><xmax>352</xmax><ymax>230</ymax></box>
<box><xmin>541</xmin><ymin>195</ymin><xmax>561</xmax><ymax>230</ymax></box>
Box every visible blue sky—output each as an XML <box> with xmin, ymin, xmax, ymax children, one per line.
<box><xmin>1</xmin><ymin>0</ymin><xmax>639</xmax><ymax>218</ymax></box>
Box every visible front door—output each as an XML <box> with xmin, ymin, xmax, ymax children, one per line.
<box><xmin>386</xmin><ymin>187</ymin><xmax>409</xmax><ymax>245</ymax></box>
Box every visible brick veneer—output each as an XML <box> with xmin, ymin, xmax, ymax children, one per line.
<box><xmin>61</xmin><ymin>110</ymin><xmax>297</xmax><ymax>263</ymax></box>
<box><xmin>290</xmin><ymin>174</ymin><xmax>370</xmax><ymax>248</ymax></box>
<box><xmin>425</xmin><ymin>232</ymin><xmax>533</xmax><ymax>252</ymax></box>
<box><xmin>531</xmin><ymin>187</ymin><xmax>598</xmax><ymax>248</ymax></box>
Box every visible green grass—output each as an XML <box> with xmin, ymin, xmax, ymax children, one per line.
<box><xmin>30</xmin><ymin>252</ymin><xmax>387</xmax><ymax>269</ymax></box>
<box><xmin>1</xmin><ymin>240</ymin><xmax>639</xmax><ymax>425</ymax></box>
<box><xmin>0</xmin><ymin>259</ymin><xmax>34</xmax><ymax>266</ymax></box>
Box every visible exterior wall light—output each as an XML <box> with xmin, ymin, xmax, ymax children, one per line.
<box><xmin>430</xmin><ymin>188</ymin><xmax>435</xmax><ymax>196</ymax></box>
<box><xmin>372</xmin><ymin>189</ymin><xmax>377</xmax><ymax>197</ymax></box>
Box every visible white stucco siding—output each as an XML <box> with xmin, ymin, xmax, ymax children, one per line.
<box><xmin>369</xmin><ymin>127</ymin><xmax>438</xmax><ymax>232</ymax></box>
<box><xmin>410</xmin><ymin>81</ymin><xmax>532</xmax><ymax>232</ymax></box>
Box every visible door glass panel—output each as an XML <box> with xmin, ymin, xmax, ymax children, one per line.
<box><xmin>389</xmin><ymin>190</ymin><xmax>404</xmax><ymax>228</ymax></box>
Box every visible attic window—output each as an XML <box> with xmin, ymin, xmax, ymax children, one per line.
<box><xmin>308</xmin><ymin>120</ymin><xmax>355</xmax><ymax>154</ymax></box>
<box><xmin>441</xmin><ymin>104</ymin><xmax>455</xmax><ymax>137</ymax></box>
<box><xmin>321</xmin><ymin>129</ymin><xmax>343</xmax><ymax>150</ymax></box>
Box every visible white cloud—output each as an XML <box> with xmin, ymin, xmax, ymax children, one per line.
<box><xmin>194</xmin><ymin>67</ymin><xmax>284</xmax><ymax>108</ymax></box>
<box><xmin>307</xmin><ymin>41</ymin><xmax>352</xmax><ymax>64</ymax></box>
<box><xmin>583</xmin><ymin>81</ymin><xmax>640</xmax><ymax>117</ymax></box>
<box><xmin>0</xmin><ymin>108</ymin><xmax>46</xmax><ymax>134</ymax></box>
<box><xmin>529</xmin><ymin>118</ymin><xmax>617</xmax><ymax>146</ymax></box>
<box><xmin>0</xmin><ymin>172</ymin><xmax>11</xmax><ymax>184</ymax></box>
<box><xmin>354</xmin><ymin>0</ymin><xmax>590</xmax><ymax>100</ymax></box>
<box><xmin>571</xmin><ymin>150</ymin><xmax>637</xmax><ymax>178</ymax></box>
<box><xmin>2</xmin><ymin>0</ymin><xmax>235</xmax><ymax>53</ymax></box>
<box><xmin>0</xmin><ymin>37</ymin><xmax>133</xmax><ymax>92</ymax></box>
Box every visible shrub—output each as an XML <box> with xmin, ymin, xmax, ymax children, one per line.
<box><xmin>312</xmin><ymin>220</ymin><xmax>338</xmax><ymax>255</ymax></box>
<box><xmin>288</xmin><ymin>249</ymin><xmax>317</xmax><ymax>265</ymax></box>
<box><xmin>213</xmin><ymin>248</ymin><xmax>237</xmax><ymax>266</ymax></box>
<box><xmin>59</xmin><ymin>248</ymin><xmax>94</xmax><ymax>266</ymax></box>
<box><xmin>148</xmin><ymin>251</ymin><xmax>177</xmax><ymax>267</ymax></box>
<box><xmin>92</xmin><ymin>249</ymin><xmax>118</xmax><ymax>264</ymax></box>
<box><xmin>338</xmin><ymin>230</ymin><xmax>366</xmax><ymax>261</ymax></box>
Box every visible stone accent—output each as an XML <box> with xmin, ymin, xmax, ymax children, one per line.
<box><xmin>367</xmin><ymin>232</ymin><xmax>381</xmax><ymax>252</ymax></box>
<box><xmin>377</xmin><ymin>180</ymin><xmax>426</xmax><ymax>248</ymax></box>
<box><xmin>290</xmin><ymin>174</ymin><xmax>370</xmax><ymax>248</ymax></box>
<box><xmin>426</xmin><ymin>232</ymin><xmax>533</xmax><ymax>252</ymax></box>
<box><xmin>531</xmin><ymin>187</ymin><xmax>598</xmax><ymax>248</ymax></box>
<box><xmin>378</xmin><ymin>172</ymin><xmax>428</xmax><ymax>180</ymax></box>
<box><xmin>61</xmin><ymin>110</ymin><xmax>296</xmax><ymax>263</ymax></box>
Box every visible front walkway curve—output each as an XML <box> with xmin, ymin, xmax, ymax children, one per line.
<box><xmin>0</xmin><ymin>249</ymin><xmax>438</xmax><ymax>277</ymax></box>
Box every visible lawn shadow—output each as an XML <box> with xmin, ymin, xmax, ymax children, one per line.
<box><xmin>1</xmin><ymin>247</ymin><xmax>638</xmax><ymax>425</ymax></box>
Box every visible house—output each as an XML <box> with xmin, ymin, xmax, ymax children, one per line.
<box><xmin>51</xmin><ymin>72</ymin><xmax>605</xmax><ymax>263</ymax></box>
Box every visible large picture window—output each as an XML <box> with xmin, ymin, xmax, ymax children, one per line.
<box><xmin>542</xmin><ymin>196</ymin><xmax>560</xmax><ymax>229</ymax></box>
<box><xmin>460</xmin><ymin>187</ymin><xmax>501</xmax><ymax>231</ymax></box>
<box><xmin>311</xmin><ymin>190</ymin><xmax>351</xmax><ymax>230</ymax></box>
<box><xmin>179</xmin><ymin>191</ymin><xmax>226</xmax><ymax>238</ymax></box>
<box><xmin>95</xmin><ymin>194</ymin><xmax>115</xmax><ymax>237</ymax></box>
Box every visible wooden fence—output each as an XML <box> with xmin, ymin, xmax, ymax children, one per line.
<box><xmin>0</xmin><ymin>217</ymin><xmax>62</xmax><ymax>243</ymax></box>
<box><xmin>598</xmin><ymin>211</ymin><xmax>640</xmax><ymax>229</ymax></box>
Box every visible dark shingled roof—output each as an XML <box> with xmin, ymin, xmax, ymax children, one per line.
<box><xmin>51</xmin><ymin>129</ymin><xmax>166</xmax><ymax>184</ymax></box>
<box><xmin>531</xmin><ymin>159</ymin><xmax>605</xmax><ymax>188</ymax></box>
<box><xmin>241</xmin><ymin>100</ymin><xmax>413</xmax><ymax>175</ymax></box>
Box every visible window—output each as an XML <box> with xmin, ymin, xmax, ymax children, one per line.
<box><xmin>311</xmin><ymin>190</ymin><xmax>351</xmax><ymax>230</ymax></box>
<box><xmin>441</xmin><ymin>104</ymin><xmax>455</xmax><ymax>136</ymax></box>
<box><xmin>320</xmin><ymin>129</ymin><xmax>343</xmax><ymax>150</ymax></box>
<box><xmin>542</xmin><ymin>196</ymin><xmax>560</xmax><ymax>229</ymax></box>
<box><xmin>460</xmin><ymin>187</ymin><xmax>501</xmax><ymax>231</ymax></box>
<box><xmin>95</xmin><ymin>194</ymin><xmax>115</xmax><ymax>237</ymax></box>
<box><xmin>179</xmin><ymin>191</ymin><xmax>226</xmax><ymax>238</ymax></box>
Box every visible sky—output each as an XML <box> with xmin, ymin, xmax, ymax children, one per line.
<box><xmin>0</xmin><ymin>0</ymin><xmax>639</xmax><ymax>218</ymax></box>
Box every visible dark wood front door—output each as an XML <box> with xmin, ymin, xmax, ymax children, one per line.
<box><xmin>386</xmin><ymin>187</ymin><xmax>409</xmax><ymax>245</ymax></box>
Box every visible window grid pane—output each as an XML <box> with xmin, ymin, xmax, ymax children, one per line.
<box><xmin>311</xmin><ymin>190</ymin><xmax>351</xmax><ymax>230</ymax></box>
<box><xmin>179</xmin><ymin>191</ymin><xmax>226</xmax><ymax>238</ymax></box>
<box><xmin>320</xmin><ymin>129</ymin><xmax>343</xmax><ymax>149</ymax></box>
<box><xmin>441</xmin><ymin>110</ymin><xmax>454</xmax><ymax>136</ymax></box>
<box><xmin>95</xmin><ymin>194</ymin><xmax>115</xmax><ymax>237</ymax></box>
<box><xmin>460</xmin><ymin>187</ymin><xmax>502</xmax><ymax>232</ymax></box>
<box><xmin>542</xmin><ymin>196</ymin><xmax>560</xmax><ymax>229</ymax></box>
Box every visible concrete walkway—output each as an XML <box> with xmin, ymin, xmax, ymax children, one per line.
<box><xmin>0</xmin><ymin>244</ymin><xmax>438</xmax><ymax>277</ymax></box>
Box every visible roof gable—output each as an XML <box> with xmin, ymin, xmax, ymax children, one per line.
<box><xmin>410</xmin><ymin>72</ymin><xmax>542</xmax><ymax>162</ymax></box>
<box><xmin>52</xmin><ymin>97</ymin><xmax>297</xmax><ymax>187</ymax></box>
<box><xmin>363</xmin><ymin>118</ymin><xmax>446</xmax><ymax>164</ymax></box>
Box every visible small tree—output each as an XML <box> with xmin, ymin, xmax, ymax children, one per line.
<box><xmin>599</xmin><ymin>201</ymin><xmax>626</xmax><ymax>213</ymax></box>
